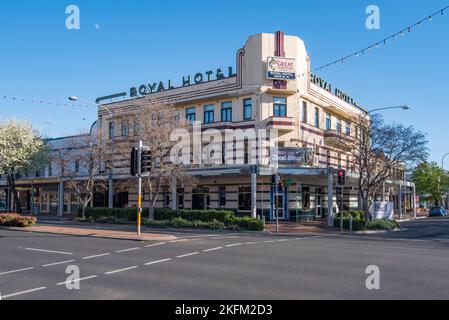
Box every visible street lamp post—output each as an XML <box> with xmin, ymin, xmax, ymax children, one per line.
<box><xmin>442</xmin><ymin>153</ymin><xmax>449</xmax><ymax>170</ymax></box>
<box><xmin>68</xmin><ymin>96</ymin><xmax>115</xmax><ymax>209</ymax></box>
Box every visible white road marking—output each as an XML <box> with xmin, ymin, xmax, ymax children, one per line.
<box><xmin>2</xmin><ymin>287</ymin><xmax>47</xmax><ymax>299</ymax></box>
<box><xmin>105</xmin><ymin>266</ymin><xmax>138</xmax><ymax>275</ymax></box>
<box><xmin>226</xmin><ymin>243</ymin><xmax>243</xmax><ymax>247</ymax></box>
<box><xmin>277</xmin><ymin>239</ymin><xmax>289</xmax><ymax>242</ymax></box>
<box><xmin>144</xmin><ymin>242</ymin><xmax>166</xmax><ymax>248</ymax></box>
<box><xmin>263</xmin><ymin>240</ymin><xmax>276</xmax><ymax>243</ymax></box>
<box><xmin>115</xmin><ymin>247</ymin><xmax>140</xmax><ymax>253</ymax></box>
<box><xmin>226</xmin><ymin>236</ymin><xmax>241</xmax><ymax>239</ymax></box>
<box><xmin>25</xmin><ymin>248</ymin><xmax>73</xmax><ymax>255</ymax></box>
<box><xmin>245</xmin><ymin>242</ymin><xmax>260</xmax><ymax>245</ymax></box>
<box><xmin>42</xmin><ymin>260</ymin><xmax>76</xmax><ymax>267</ymax></box>
<box><xmin>0</xmin><ymin>267</ymin><xmax>34</xmax><ymax>276</ymax></box>
<box><xmin>144</xmin><ymin>258</ymin><xmax>172</xmax><ymax>266</ymax></box>
<box><xmin>57</xmin><ymin>275</ymin><xmax>98</xmax><ymax>286</ymax></box>
<box><xmin>177</xmin><ymin>252</ymin><xmax>200</xmax><ymax>259</ymax></box>
<box><xmin>203</xmin><ymin>247</ymin><xmax>223</xmax><ymax>252</ymax></box>
<box><xmin>82</xmin><ymin>253</ymin><xmax>111</xmax><ymax>260</ymax></box>
<box><xmin>170</xmin><ymin>239</ymin><xmax>189</xmax><ymax>243</ymax></box>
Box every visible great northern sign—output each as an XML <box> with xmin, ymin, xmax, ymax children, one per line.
<box><xmin>130</xmin><ymin>67</ymin><xmax>237</xmax><ymax>98</ymax></box>
<box><xmin>266</xmin><ymin>57</ymin><xmax>297</xmax><ymax>81</ymax></box>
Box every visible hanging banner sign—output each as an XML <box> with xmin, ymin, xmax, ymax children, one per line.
<box><xmin>267</xmin><ymin>57</ymin><xmax>297</xmax><ymax>80</ymax></box>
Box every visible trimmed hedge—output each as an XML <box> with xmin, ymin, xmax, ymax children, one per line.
<box><xmin>333</xmin><ymin>218</ymin><xmax>366</xmax><ymax>231</ymax></box>
<box><xmin>0</xmin><ymin>214</ymin><xmax>37</xmax><ymax>227</ymax></box>
<box><xmin>143</xmin><ymin>218</ymin><xmax>226</xmax><ymax>230</ymax></box>
<box><xmin>81</xmin><ymin>207</ymin><xmax>264</xmax><ymax>231</ymax></box>
<box><xmin>366</xmin><ymin>219</ymin><xmax>399</xmax><ymax>231</ymax></box>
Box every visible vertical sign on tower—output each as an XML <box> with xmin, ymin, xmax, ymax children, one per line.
<box><xmin>273</xmin><ymin>31</ymin><xmax>288</xmax><ymax>90</ymax></box>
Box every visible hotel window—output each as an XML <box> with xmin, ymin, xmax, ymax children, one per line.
<box><xmin>273</xmin><ymin>97</ymin><xmax>287</xmax><ymax>117</ymax></box>
<box><xmin>108</xmin><ymin>121</ymin><xmax>115</xmax><ymax>139</ymax></box>
<box><xmin>345</xmin><ymin>122</ymin><xmax>351</xmax><ymax>136</ymax></box>
<box><xmin>186</xmin><ymin>107</ymin><xmax>196</xmax><ymax>123</ymax></box>
<box><xmin>48</xmin><ymin>163</ymin><xmax>52</xmax><ymax>177</ymax></box>
<box><xmin>238</xmin><ymin>186</ymin><xmax>252</xmax><ymax>211</ymax></box>
<box><xmin>336</xmin><ymin>120</ymin><xmax>342</xmax><ymax>133</ymax></box>
<box><xmin>221</xmin><ymin>102</ymin><xmax>233</xmax><ymax>122</ymax></box>
<box><xmin>302</xmin><ymin>101</ymin><xmax>308</xmax><ymax>123</ymax></box>
<box><xmin>355</xmin><ymin>126</ymin><xmax>360</xmax><ymax>139</ymax></box>
<box><xmin>314</xmin><ymin>107</ymin><xmax>320</xmax><ymax>128</ymax></box>
<box><xmin>133</xmin><ymin>120</ymin><xmax>141</xmax><ymax>135</ymax></box>
<box><xmin>204</xmin><ymin>105</ymin><xmax>215</xmax><ymax>124</ymax></box>
<box><xmin>121</xmin><ymin>120</ymin><xmax>129</xmax><ymax>137</ymax></box>
<box><xmin>75</xmin><ymin>160</ymin><xmax>80</xmax><ymax>173</ymax></box>
<box><xmin>243</xmin><ymin>98</ymin><xmax>253</xmax><ymax>120</ymax></box>
<box><xmin>219</xmin><ymin>186</ymin><xmax>226</xmax><ymax>207</ymax></box>
<box><xmin>326</xmin><ymin>114</ymin><xmax>332</xmax><ymax>130</ymax></box>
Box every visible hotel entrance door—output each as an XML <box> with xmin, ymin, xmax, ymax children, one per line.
<box><xmin>192</xmin><ymin>187</ymin><xmax>210</xmax><ymax>210</ymax></box>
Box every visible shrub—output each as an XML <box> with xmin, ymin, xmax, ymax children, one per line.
<box><xmin>225</xmin><ymin>216</ymin><xmax>265</xmax><ymax>231</ymax></box>
<box><xmin>366</xmin><ymin>219</ymin><xmax>399</xmax><ymax>231</ymax></box>
<box><xmin>177</xmin><ymin>210</ymin><xmax>235</xmax><ymax>223</ymax></box>
<box><xmin>143</xmin><ymin>218</ymin><xmax>226</xmax><ymax>230</ymax></box>
<box><xmin>333</xmin><ymin>218</ymin><xmax>366</xmax><ymax>231</ymax></box>
<box><xmin>0</xmin><ymin>214</ymin><xmax>37</xmax><ymax>227</ymax></box>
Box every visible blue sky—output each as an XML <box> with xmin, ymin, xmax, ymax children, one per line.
<box><xmin>0</xmin><ymin>0</ymin><xmax>448</xmax><ymax>164</ymax></box>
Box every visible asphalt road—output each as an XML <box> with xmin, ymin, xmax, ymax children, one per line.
<box><xmin>1</xmin><ymin>218</ymin><xmax>449</xmax><ymax>300</ymax></box>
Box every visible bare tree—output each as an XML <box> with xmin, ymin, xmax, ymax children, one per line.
<box><xmin>57</xmin><ymin>131</ymin><xmax>109</xmax><ymax>218</ymax></box>
<box><xmin>116</xmin><ymin>103</ymin><xmax>194</xmax><ymax>219</ymax></box>
<box><xmin>341</xmin><ymin>114</ymin><xmax>428</xmax><ymax>221</ymax></box>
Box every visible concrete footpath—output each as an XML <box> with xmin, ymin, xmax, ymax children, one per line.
<box><xmin>3</xmin><ymin>224</ymin><xmax>177</xmax><ymax>242</ymax></box>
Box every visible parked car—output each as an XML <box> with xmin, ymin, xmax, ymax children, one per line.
<box><xmin>429</xmin><ymin>207</ymin><xmax>448</xmax><ymax>217</ymax></box>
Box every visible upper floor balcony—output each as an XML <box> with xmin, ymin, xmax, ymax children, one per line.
<box><xmin>324</xmin><ymin>129</ymin><xmax>357</xmax><ymax>150</ymax></box>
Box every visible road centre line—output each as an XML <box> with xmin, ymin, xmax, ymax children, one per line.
<box><xmin>144</xmin><ymin>258</ymin><xmax>172</xmax><ymax>266</ymax></box>
<box><xmin>42</xmin><ymin>260</ymin><xmax>76</xmax><ymax>267</ymax></box>
<box><xmin>105</xmin><ymin>266</ymin><xmax>139</xmax><ymax>275</ymax></box>
<box><xmin>25</xmin><ymin>248</ymin><xmax>73</xmax><ymax>255</ymax></box>
<box><xmin>245</xmin><ymin>242</ymin><xmax>260</xmax><ymax>245</ymax></box>
<box><xmin>144</xmin><ymin>242</ymin><xmax>166</xmax><ymax>248</ymax></box>
<box><xmin>176</xmin><ymin>252</ymin><xmax>200</xmax><ymax>259</ymax></box>
<box><xmin>2</xmin><ymin>287</ymin><xmax>47</xmax><ymax>299</ymax></box>
<box><xmin>203</xmin><ymin>247</ymin><xmax>223</xmax><ymax>252</ymax></box>
<box><xmin>0</xmin><ymin>267</ymin><xmax>34</xmax><ymax>276</ymax></box>
<box><xmin>115</xmin><ymin>247</ymin><xmax>140</xmax><ymax>253</ymax></box>
<box><xmin>57</xmin><ymin>275</ymin><xmax>98</xmax><ymax>286</ymax></box>
<box><xmin>82</xmin><ymin>253</ymin><xmax>111</xmax><ymax>260</ymax></box>
<box><xmin>226</xmin><ymin>243</ymin><xmax>243</xmax><ymax>247</ymax></box>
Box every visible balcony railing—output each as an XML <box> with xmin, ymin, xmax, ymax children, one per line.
<box><xmin>324</xmin><ymin>130</ymin><xmax>356</xmax><ymax>150</ymax></box>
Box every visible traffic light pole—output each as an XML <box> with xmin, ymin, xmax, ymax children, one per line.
<box><xmin>137</xmin><ymin>140</ymin><xmax>143</xmax><ymax>236</ymax></box>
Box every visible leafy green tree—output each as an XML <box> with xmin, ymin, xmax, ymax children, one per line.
<box><xmin>412</xmin><ymin>162</ymin><xmax>449</xmax><ymax>207</ymax></box>
<box><xmin>0</xmin><ymin>119</ymin><xmax>49</xmax><ymax>213</ymax></box>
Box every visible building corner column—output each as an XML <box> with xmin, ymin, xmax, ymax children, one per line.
<box><xmin>251</xmin><ymin>172</ymin><xmax>257</xmax><ymax>219</ymax></box>
<box><xmin>108</xmin><ymin>174</ymin><xmax>114</xmax><ymax>209</ymax></box>
<box><xmin>58</xmin><ymin>179</ymin><xmax>64</xmax><ymax>217</ymax></box>
<box><xmin>171</xmin><ymin>178</ymin><xmax>177</xmax><ymax>211</ymax></box>
<box><xmin>327</xmin><ymin>170</ymin><xmax>334</xmax><ymax>227</ymax></box>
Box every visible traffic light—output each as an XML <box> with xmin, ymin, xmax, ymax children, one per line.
<box><xmin>130</xmin><ymin>147</ymin><xmax>139</xmax><ymax>177</ymax></box>
<box><xmin>140</xmin><ymin>150</ymin><xmax>152</xmax><ymax>175</ymax></box>
<box><xmin>130</xmin><ymin>146</ymin><xmax>152</xmax><ymax>177</ymax></box>
<box><xmin>337</xmin><ymin>169</ymin><xmax>346</xmax><ymax>186</ymax></box>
